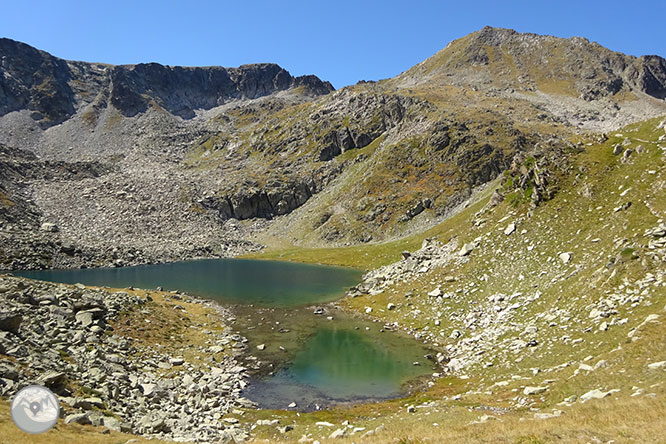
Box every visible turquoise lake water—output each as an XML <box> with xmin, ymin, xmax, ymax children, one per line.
<box><xmin>16</xmin><ymin>258</ymin><xmax>361</xmax><ymax>307</ymax></box>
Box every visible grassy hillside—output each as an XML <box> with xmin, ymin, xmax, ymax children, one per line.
<box><xmin>241</xmin><ymin>115</ymin><xmax>666</xmax><ymax>443</ymax></box>
<box><xmin>206</xmin><ymin>28</ymin><xmax>666</xmax><ymax>250</ymax></box>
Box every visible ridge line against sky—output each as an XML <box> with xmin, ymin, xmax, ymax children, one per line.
<box><xmin>1</xmin><ymin>0</ymin><xmax>665</xmax><ymax>89</ymax></box>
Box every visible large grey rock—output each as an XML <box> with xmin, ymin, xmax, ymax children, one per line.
<box><xmin>74</xmin><ymin>308</ymin><xmax>104</xmax><ymax>327</ymax></box>
<box><xmin>139</xmin><ymin>383</ymin><xmax>157</xmax><ymax>396</ymax></box>
<box><xmin>38</xmin><ymin>371</ymin><xmax>66</xmax><ymax>387</ymax></box>
<box><xmin>329</xmin><ymin>428</ymin><xmax>347</xmax><ymax>439</ymax></box>
<box><xmin>580</xmin><ymin>388</ymin><xmax>617</xmax><ymax>402</ymax></box>
<box><xmin>647</xmin><ymin>361</ymin><xmax>666</xmax><ymax>370</ymax></box>
<box><xmin>75</xmin><ymin>311</ymin><xmax>95</xmax><ymax>327</ymax></box>
<box><xmin>102</xmin><ymin>416</ymin><xmax>122</xmax><ymax>432</ymax></box>
<box><xmin>278</xmin><ymin>425</ymin><xmax>294</xmax><ymax>434</ymax></box>
<box><xmin>40</xmin><ymin>222</ymin><xmax>59</xmax><ymax>232</ymax></box>
<box><xmin>138</xmin><ymin>413</ymin><xmax>170</xmax><ymax>433</ymax></box>
<box><xmin>406</xmin><ymin>201</ymin><xmax>425</xmax><ymax>219</ymax></box>
<box><xmin>559</xmin><ymin>252</ymin><xmax>572</xmax><ymax>263</ymax></box>
<box><xmin>65</xmin><ymin>413</ymin><xmax>92</xmax><ymax>425</ymax></box>
<box><xmin>0</xmin><ymin>377</ymin><xmax>15</xmax><ymax>396</ymax></box>
<box><xmin>0</xmin><ymin>312</ymin><xmax>22</xmax><ymax>333</ymax></box>
<box><xmin>72</xmin><ymin>397</ymin><xmax>104</xmax><ymax>409</ymax></box>
<box><xmin>0</xmin><ymin>361</ymin><xmax>19</xmax><ymax>380</ymax></box>
<box><xmin>459</xmin><ymin>243</ymin><xmax>475</xmax><ymax>256</ymax></box>
<box><xmin>523</xmin><ymin>386</ymin><xmax>548</xmax><ymax>395</ymax></box>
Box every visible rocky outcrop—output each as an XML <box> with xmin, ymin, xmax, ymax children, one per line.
<box><xmin>637</xmin><ymin>55</ymin><xmax>666</xmax><ymax>98</ymax></box>
<box><xmin>489</xmin><ymin>140</ymin><xmax>573</xmax><ymax>213</ymax></box>
<box><xmin>109</xmin><ymin>62</ymin><xmax>334</xmax><ymax>118</ymax></box>
<box><xmin>313</xmin><ymin>92</ymin><xmax>418</xmax><ymax>161</ymax></box>
<box><xmin>0</xmin><ymin>39</ymin><xmax>76</xmax><ymax>127</ymax></box>
<box><xmin>199</xmin><ymin>176</ymin><xmax>316</xmax><ymax>220</ymax></box>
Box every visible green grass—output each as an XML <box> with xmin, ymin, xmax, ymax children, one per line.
<box><xmin>246</xmin><ymin>181</ymin><xmax>496</xmax><ymax>270</ymax></box>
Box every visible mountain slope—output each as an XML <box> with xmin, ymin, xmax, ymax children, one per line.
<box><xmin>0</xmin><ymin>38</ymin><xmax>333</xmax><ymax>269</ymax></box>
<box><xmin>0</xmin><ymin>28</ymin><xmax>665</xmax><ymax>270</ymax></box>
<box><xmin>243</xmin><ymin>28</ymin><xmax>666</xmax><ymax>248</ymax></box>
<box><xmin>392</xmin><ymin>26</ymin><xmax>666</xmax><ymax>132</ymax></box>
<box><xmin>396</xmin><ymin>26</ymin><xmax>666</xmax><ymax>100</ymax></box>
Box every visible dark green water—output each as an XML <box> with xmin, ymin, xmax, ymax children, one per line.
<box><xmin>15</xmin><ymin>258</ymin><xmax>361</xmax><ymax>307</ymax></box>
<box><xmin>16</xmin><ymin>259</ymin><xmax>434</xmax><ymax>408</ymax></box>
<box><xmin>241</xmin><ymin>317</ymin><xmax>433</xmax><ymax>409</ymax></box>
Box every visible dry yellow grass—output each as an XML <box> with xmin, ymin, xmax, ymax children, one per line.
<box><xmin>330</xmin><ymin>394</ymin><xmax>666</xmax><ymax>444</ymax></box>
<box><xmin>246</xmin><ymin>389</ymin><xmax>666</xmax><ymax>444</ymax></box>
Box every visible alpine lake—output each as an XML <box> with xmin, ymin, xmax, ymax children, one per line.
<box><xmin>17</xmin><ymin>258</ymin><xmax>436</xmax><ymax>410</ymax></box>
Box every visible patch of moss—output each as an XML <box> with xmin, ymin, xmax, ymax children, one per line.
<box><xmin>0</xmin><ymin>191</ymin><xmax>15</xmax><ymax>208</ymax></box>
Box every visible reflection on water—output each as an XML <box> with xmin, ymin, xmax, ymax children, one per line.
<box><xmin>290</xmin><ymin>328</ymin><xmax>409</xmax><ymax>394</ymax></box>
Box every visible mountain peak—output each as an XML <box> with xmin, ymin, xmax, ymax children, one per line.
<box><xmin>396</xmin><ymin>26</ymin><xmax>666</xmax><ymax>102</ymax></box>
<box><xmin>468</xmin><ymin>26</ymin><xmax>593</xmax><ymax>48</ymax></box>
<box><xmin>471</xmin><ymin>26</ymin><xmax>519</xmax><ymax>44</ymax></box>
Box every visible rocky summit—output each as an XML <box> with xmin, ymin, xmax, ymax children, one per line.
<box><xmin>1</xmin><ymin>25</ymin><xmax>666</xmax><ymax>444</ymax></box>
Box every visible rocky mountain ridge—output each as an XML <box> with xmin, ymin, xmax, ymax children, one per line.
<box><xmin>0</xmin><ymin>37</ymin><xmax>333</xmax><ymax>127</ymax></box>
<box><xmin>1</xmin><ymin>28</ymin><xmax>665</xmax><ymax>270</ymax></box>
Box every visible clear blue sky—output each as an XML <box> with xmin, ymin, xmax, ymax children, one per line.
<box><xmin>1</xmin><ymin>0</ymin><xmax>665</xmax><ymax>89</ymax></box>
